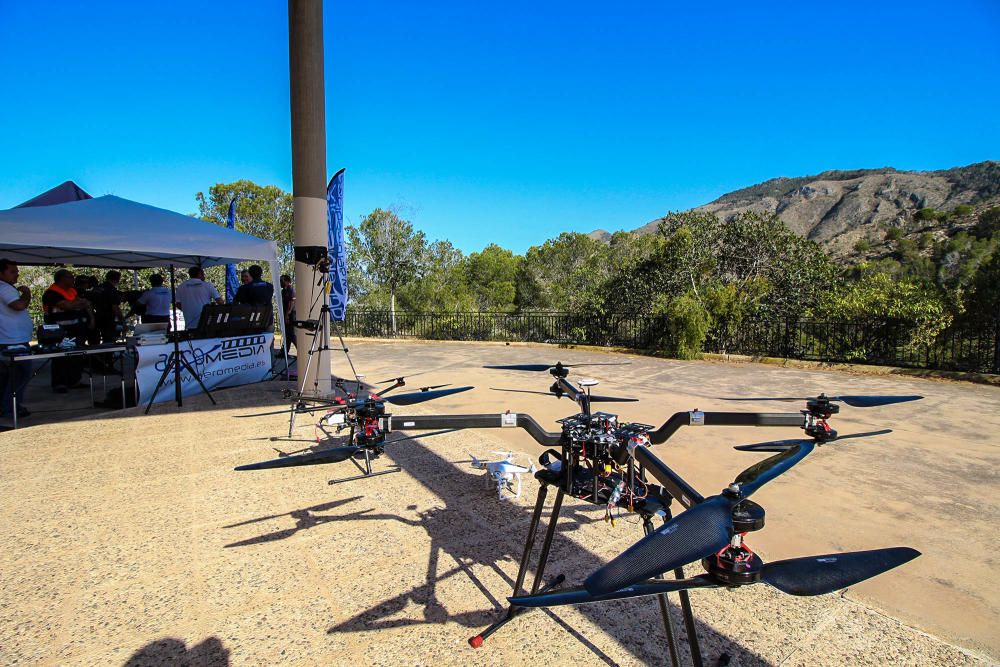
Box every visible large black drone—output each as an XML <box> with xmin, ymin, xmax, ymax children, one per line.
<box><xmin>386</xmin><ymin>362</ymin><xmax>920</xmax><ymax>665</ymax></box>
<box><xmin>235</xmin><ymin>375</ymin><xmax>473</xmax><ymax>483</ymax></box>
<box><xmin>234</xmin><ymin>358</ymin><xmax>922</xmax><ymax>665</ymax></box>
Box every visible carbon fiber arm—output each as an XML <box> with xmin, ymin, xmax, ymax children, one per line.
<box><xmin>632</xmin><ymin>445</ymin><xmax>705</xmax><ymax>509</ymax></box>
<box><xmin>388</xmin><ymin>413</ymin><xmax>563</xmax><ymax>447</ymax></box>
<box><xmin>647</xmin><ymin>411</ymin><xmax>805</xmax><ymax>444</ymax></box>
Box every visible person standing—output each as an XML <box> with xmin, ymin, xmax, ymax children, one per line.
<box><xmin>42</xmin><ymin>268</ymin><xmax>91</xmax><ymax>392</ymax></box>
<box><xmin>176</xmin><ymin>266</ymin><xmax>222</xmax><ymax>330</ymax></box>
<box><xmin>0</xmin><ymin>259</ymin><xmax>35</xmax><ymax>420</ymax></box>
<box><xmin>88</xmin><ymin>270</ymin><xmax>124</xmax><ymax>344</ymax></box>
<box><xmin>280</xmin><ymin>274</ymin><xmax>296</xmax><ymax>352</ymax></box>
<box><xmin>234</xmin><ymin>265</ymin><xmax>274</xmax><ymax>307</ymax></box>
<box><xmin>137</xmin><ymin>274</ymin><xmax>172</xmax><ymax>324</ymax></box>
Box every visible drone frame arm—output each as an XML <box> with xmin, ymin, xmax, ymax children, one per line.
<box><xmin>375</xmin><ymin>378</ymin><xmax>405</xmax><ymax>396</ymax></box>
<box><xmin>388</xmin><ymin>413</ymin><xmax>563</xmax><ymax>447</ymax></box>
<box><xmin>647</xmin><ymin>411</ymin><xmax>804</xmax><ymax>445</ymax></box>
<box><xmin>632</xmin><ymin>444</ymin><xmax>704</xmax><ymax>509</ymax></box>
<box><xmin>553</xmin><ymin>376</ymin><xmax>591</xmax><ymax>414</ymax></box>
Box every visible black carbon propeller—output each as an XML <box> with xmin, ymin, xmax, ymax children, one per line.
<box><xmin>489</xmin><ymin>387</ymin><xmax>639</xmax><ymax>403</ymax></box>
<box><xmin>378</xmin><ymin>385</ymin><xmax>473</xmax><ymax>405</ymax></box>
<box><xmin>510</xmin><ymin>547</ymin><xmax>920</xmax><ymax>607</ymax></box>
<box><xmin>235</xmin><ymin>445</ymin><xmax>360</xmax><ymax>471</ymax></box>
<box><xmin>484</xmin><ymin>361</ymin><xmax>630</xmax><ymax>372</ymax></box>
<box><xmin>584</xmin><ymin>441</ymin><xmax>817</xmax><ymax>596</ymax></box>
<box><xmin>722</xmin><ymin>394</ymin><xmax>922</xmax><ymax>408</ymax></box>
<box><xmin>235</xmin><ymin>404</ymin><xmax>340</xmax><ymax>418</ymax></box>
<box><xmin>733</xmin><ymin>429</ymin><xmax>893</xmax><ymax>452</ymax></box>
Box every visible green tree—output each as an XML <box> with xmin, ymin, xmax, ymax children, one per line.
<box><xmin>346</xmin><ymin>208</ymin><xmax>427</xmax><ymax>332</ymax></box>
<box><xmin>973</xmin><ymin>206</ymin><xmax>1000</xmax><ymax>239</ymax></box>
<box><xmin>819</xmin><ymin>271</ymin><xmax>951</xmax><ymax>346</ymax></box>
<box><xmin>515</xmin><ymin>232</ymin><xmax>608</xmax><ymax>311</ymax></box>
<box><xmin>196</xmin><ymin>180</ymin><xmax>294</xmax><ymax>275</ymax></box>
<box><xmin>397</xmin><ymin>240</ymin><xmax>475</xmax><ymax>312</ymax></box>
<box><xmin>464</xmin><ymin>244</ymin><xmax>521</xmax><ymax>311</ymax></box>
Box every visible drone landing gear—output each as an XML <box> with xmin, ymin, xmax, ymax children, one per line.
<box><xmin>469</xmin><ymin>483</ymin><xmax>705</xmax><ymax>667</ymax></box>
<box><xmin>327</xmin><ymin>446</ymin><xmax>400</xmax><ymax>485</ymax></box>
<box><xmin>469</xmin><ymin>484</ymin><xmax>566</xmax><ymax>648</ymax></box>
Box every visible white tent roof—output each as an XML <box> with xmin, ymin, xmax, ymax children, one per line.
<box><xmin>0</xmin><ymin>195</ymin><xmax>278</xmax><ymax>268</ymax></box>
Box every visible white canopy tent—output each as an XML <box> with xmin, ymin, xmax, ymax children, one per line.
<box><xmin>0</xmin><ymin>194</ymin><xmax>288</xmax><ymax>351</ymax></box>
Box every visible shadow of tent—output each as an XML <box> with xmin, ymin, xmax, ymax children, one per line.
<box><xmin>122</xmin><ymin>636</ymin><xmax>229</xmax><ymax>666</ymax></box>
<box><xmin>225</xmin><ymin>429</ymin><xmax>772</xmax><ymax>665</ymax></box>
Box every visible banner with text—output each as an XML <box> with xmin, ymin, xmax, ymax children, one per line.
<box><xmin>136</xmin><ymin>334</ymin><xmax>274</xmax><ymax>404</ymax></box>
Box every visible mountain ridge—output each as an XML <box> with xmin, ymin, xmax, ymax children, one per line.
<box><xmin>609</xmin><ymin>161</ymin><xmax>1000</xmax><ymax>258</ymax></box>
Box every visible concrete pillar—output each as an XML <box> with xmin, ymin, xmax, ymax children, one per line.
<box><xmin>288</xmin><ymin>0</ymin><xmax>331</xmax><ymax>392</ymax></box>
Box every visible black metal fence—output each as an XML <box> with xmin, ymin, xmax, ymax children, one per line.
<box><xmin>341</xmin><ymin>311</ymin><xmax>1000</xmax><ymax>374</ymax></box>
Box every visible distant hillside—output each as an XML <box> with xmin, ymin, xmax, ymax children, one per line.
<box><xmin>626</xmin><ymin>161</ymin><xmax>1000</xmax><ymax>259</ymax></box>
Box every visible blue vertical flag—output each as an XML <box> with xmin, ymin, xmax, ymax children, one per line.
<box><xmin>225</xmin><ymin>196</ymin><xmax>240</xmax><ymax>303</ymax></box>
<box><xmin>327</xmin><ymin>168</ymin><xmax>348</xmax><ymax>321</ymax></box>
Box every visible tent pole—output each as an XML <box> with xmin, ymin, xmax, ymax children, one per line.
<box><xmin>170</xmin><ymin>264</ymin><xmax>182</xmax><ymax>407</ymax></box>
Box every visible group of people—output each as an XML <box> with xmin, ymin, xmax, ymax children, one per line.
<box><xmin>1</xmin><ymin>257</ymin><xmax>297</xmax><ymax>423</ymax></box>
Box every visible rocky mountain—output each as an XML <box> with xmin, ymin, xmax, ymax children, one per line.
<box><xmin>627</xmin><ymin>161</ymin><xmax>1000</xmax><ymax>258</ymax></box>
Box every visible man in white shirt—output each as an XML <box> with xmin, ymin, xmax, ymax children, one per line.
<box><xmin>176</xmin><ymin>266</ymin><xmax>222</xmax><ymax>330</ymax></box>
<box><xmin>137</xmin><ymin>274</ymin><xmax>173</xmax><ymax>324</ymax></box>
<box><xmin>0</xmin><ymin>259</ymin><xmax>35</xmax><ymax>420</ymax></box>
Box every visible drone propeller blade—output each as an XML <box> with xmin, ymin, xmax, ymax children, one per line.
<box><xmin>483</xmin><ymin>362</ymin><xmax>631</xmax><ymax>372</ymax></box>
<box><xmin>490</xmin><ymin>387</ymin><xmax>559</xmax><ymax>398</ymax></box>
<box><xmin>483</xmin><ymin>364</ymin><xmax>556</xmax><ymax>372</ymax></box>
<box><xmin>584</xmin><ymin>495</ymin><xmax>733</xmax><ymax>596</ymax></box>
<box><xmin>733</xmin><ymin>429</ymin><xmax>893</xmax><ymax>452</ymax></box>
<box><xmin>588</xmin><ymin>394</ymin><xmax>640</xmax><ymax>403</ymax></box>
<box><xmin>234</xmin><ymin>405</ymin><xmax>328</xmax><ymax>418</ymax></box>
<box><xmin>234</xmin><ymin>446</ymin><xmax>359</xmax><ymax>470</ymax></box>
<box><xmin>732</xmin><ymin>439</ymin><xmax>803</xmax><ymax>453</ymax></box>
<box><xmin>732</xmin><ymin>440</ymin><xmax>815</xmax><ymax>497</ymax></box>
<box><xmin>383</xmin><ymin>386</ymin><xmax>473</xmax><ymax>406</ymax></box>
<box><xmin>720</xmin><ymin>396</ymin><xmax>808</xmax><ymax>402</ymax></box>
<box><xmin>831</xmin><ymin>395</ymin><xmax>923</xmax><ymax>407</ymax></box>
<box><xmin>511</xmin><ymin>575</ymin><xmax>720</xmax><ymax>608</ymax></box>
<box><xmin>721</xmin><ymin>395</ymin><xmax>922</xmax><ymax>408</ymax></box>
<box><xmin>419</xmin><ymin>384</ymin><xmax>450</xmax><ymax>391</ymax></box>
<box><xmin>761</xmin><ymin>547</ymin><xmax>920</xmax><ymax>596</ymax></box>
<box><xmin>376</xmin><ymin>364</ymin><xmax>458</xmax><ymax>384</ymax></box>
<box><xmin>836</xmin><ymin>428</ymin><xmax>893</xmax><ymax>440</ymax></box>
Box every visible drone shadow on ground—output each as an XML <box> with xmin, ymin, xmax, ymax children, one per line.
<box><xmin>224</xmin><ymin>432</ymin><xmax>773</xmax><ymax>666</ymax></box>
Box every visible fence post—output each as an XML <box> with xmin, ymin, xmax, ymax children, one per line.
<box><xmin>994</xmin><ymin>317</ymin><xmax>1000</xmax><ymax>375</ymax></box>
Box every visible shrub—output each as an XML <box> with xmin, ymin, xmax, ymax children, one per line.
<box><xmin>884</xmin><ymin>227</ymin><xmax>904</xmax><ymax>241</ymax></box>
<box><xmin>915</xmin><ymin>208</ymin><xmax>948</xmax><ymax>221</ymax></box>
<box><xmin>657</xmin><ymin>293</ymin><xmax>711</xmax><ymax>359</ymax></box>
<box><xmin>953</xmin><ymin>204</ymin><xmax>974</xmax><ymax>216</ymax></box>
<box><xmin>854</xmin><ymin>239</ymin><xmax>871</xmax><ymax>252</ymax></box>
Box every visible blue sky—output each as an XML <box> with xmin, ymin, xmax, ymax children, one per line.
<box><xmin>1</xmin><ymin>1</ymin><xmax>998</xmax><ymax>254</ymax></box>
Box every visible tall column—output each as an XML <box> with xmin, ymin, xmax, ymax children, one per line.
<box><xmin>288</xmin><ymin>0</ymin><xmax>331</xmax><ymax>391</ymax></box>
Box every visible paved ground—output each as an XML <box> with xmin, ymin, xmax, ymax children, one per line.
<box><xmin>1</xmin><ymin>340</ymin><xmax>997</xmax><ymax>666</ymax></box>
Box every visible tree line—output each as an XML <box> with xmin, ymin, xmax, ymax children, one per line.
<box><xmin>17</xmin><ymin>180</ymin><xmax>995</xmax><ymax>361</ymax></box>
<box><xmin>195</xmin><ymin>180</ymin><xmax>1000</xmax><ymax>358</ymax></box>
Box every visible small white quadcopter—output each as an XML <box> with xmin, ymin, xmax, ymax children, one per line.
<box><xmin>468</xmin><ymin>451</ymin><xmax>537</xmax><ymax>501</ymax></box>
